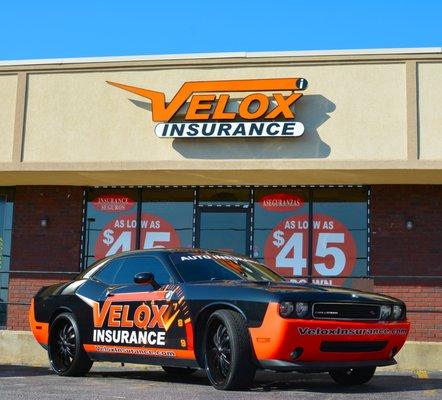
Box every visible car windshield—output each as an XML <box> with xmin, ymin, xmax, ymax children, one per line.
<box><xmin>169</xmin><ymin>252</ymin><xmax>284</xmax><ymax>283</ymax></box>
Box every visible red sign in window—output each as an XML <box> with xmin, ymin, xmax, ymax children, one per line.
<box><xmin>259</xmin><ymin>193</ymin><xmax>304</xmax><ymax>212</ymax></box>
<box><xmin>95</xmin><ymin>213</ymin><xmax>181</xmax><ymax>259</ymax></box>
<box><xmin>92</xmin><ymin>194</ymin><xmax>135</xmax><ymax>213</ymax></box>
<box><xmin>264</xmin><ymin>213</ymin><xmax>357</xmax><ymax>285</ymax></box>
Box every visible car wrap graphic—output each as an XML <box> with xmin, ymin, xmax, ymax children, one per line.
<box><xmin>77</xmin><ymin>284</ymin><xmax>195</xmax><ymax>359</ymax></box>
<box><xmin>29</xmin><ymin>249</ymin><xmax>411</xmax><ymax>381</ymax></box>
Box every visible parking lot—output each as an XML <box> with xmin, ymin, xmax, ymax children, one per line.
<box><xmin>0</xmin><ymin>365</ymin><xmax>440</xmax><ymax>400</ymax></box>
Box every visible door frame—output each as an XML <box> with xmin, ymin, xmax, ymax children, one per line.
<box><xmin>195</xmin><ymin>206</ymin><xmax>251</xmax><ymax>255</ymax></box>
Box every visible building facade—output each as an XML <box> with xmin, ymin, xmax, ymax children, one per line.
<box><xmin>0</xmin><ymin>49</ymin><xmax>441</xmax><ymax>342</ymax></box>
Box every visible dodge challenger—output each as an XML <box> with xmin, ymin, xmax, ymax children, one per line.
<box><xmin>29</xmin><ymin>249</ymin><xmax>410</xmax><ymax>390</ymax></box>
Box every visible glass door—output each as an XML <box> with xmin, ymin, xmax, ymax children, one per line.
<box><xmin>196</xmin><ymin>207</ymin><xmax>249</xmax><ymax>255</ymax></box>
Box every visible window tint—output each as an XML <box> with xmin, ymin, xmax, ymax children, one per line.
<box><xmin>113</xmin><ymin>256</ymin><xmax>172</xmax><ymax>285</ymax></box>
<box><xmin>93</xmin><ymin>259</ymin><xmax>124</xmax><ymax>284</ymax></box>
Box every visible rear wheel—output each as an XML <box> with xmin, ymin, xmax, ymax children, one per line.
<box><xmin>48</xmin><ymin>312</ymin><xmax>93</xmax><ymax>376</ymax></box>
<box><xmin>204</xmin><ymin>309</ymin><xmax>256</xmax><ymax>390</ymax></box>
<box><xmin>161</xmin><ymin>366</ymin><xmax>197</xmax><ymax>376</ymax></box>
<box><xmin>329</xmin><ymin>366</ymin><xmax>376</xmax><ymax>385</ymax></box>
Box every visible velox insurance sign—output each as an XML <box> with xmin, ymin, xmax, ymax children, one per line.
<box><xmin>107</xmin><ymin>77</ymin><xmax>308</xmax><ymax>138</ymax></box>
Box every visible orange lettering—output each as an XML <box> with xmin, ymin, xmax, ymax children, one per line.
<box><xmin>148</xmin><ymin>304</ymin><xmax>168</xmax><ymax>329</ymax></box>
<box><xmin>185</xmin><ymin>94</ymin><xmax>215</xmax><ymax>120</ymax></box>
<box><xmin>265</xmin><ymin>93</ymin><xmax>302</xmax><ymax>119</ymax></box>
<box><xmin>108</xmin><ymin>305</ymin><xmax>122</xmax><ymax>327</ymax></box>
<box><xmin>92</xmin><ymin>300</ymin><xmax>111</xmax><ymax>328</ymax></box>
<box><xmin>107</xmin><ymin>78</ymin><xmax>307</xmax><ymax>122</ymax></box>
<box><xmin>121</xmin><ymin>305</ymin><xmax>133</xmax><ymax>328</ymax></box>
<box><xmin>212</xmin><ymin>94</ymin><xmax>236</xmax><ymax>120</ymax></box>
<box><xmin>238</xmin><ymin>94</ymin><xmax>269</xmax><ymax>119</ymax></box>
<box><xmin>134</xmin><ymin>304</ymin><xmax>151</xmax><ymax>329</ymax></box>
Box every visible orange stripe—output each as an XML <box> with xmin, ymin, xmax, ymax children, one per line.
<box><xmin>29</xmin><ymin>298</ymin><xmax>49</xmax><ymax>346</ymax></box>
<box><xmin>83</xmin><ymin>343</ymin><xmax>195</xmax><ymax>359</ymax></box>
<box><xmin>110</xmin><ymin>291</ymin><xmax>167</xmax><ymax>302</ymax></box>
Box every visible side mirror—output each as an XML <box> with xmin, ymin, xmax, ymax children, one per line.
<box><xmin>134</xmin><ymin>272</ymin><xmax>160</xmax><ymax>290</ymax></box>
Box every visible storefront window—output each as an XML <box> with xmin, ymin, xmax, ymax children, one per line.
<box><xmin>84</xmin><ymin>188</ymin><xmax>193</xmax><ymax>266</ymax></box>
<box><xmin>0</xmin><ymin>189</ymin><xmax>14</xmax><ymax>328</ymax></box>
<box><xmin>83</xmin><ymin>186</ymin><xmax>369</xmax><ymax>287</ymax></box>
<box><xmin>312</xmin><ymin>187</ymin><xmax>368</xmax><ymax>286</ymax></box>
<box><xmin>254</xmin><ymin>187</ymin><xmax>368</xmax><ymax>285</ymax></box>
<box><xmin>84</xmin><ymin>188</ymin><xmax>139</xmax><ymax>267</ymax></box>
<box><xmin>254</xmin><ymin>187</ymin><xmax>310</xmax><ymax>268</ymax></box>
<box><xmin>196</xmin><ymin>187</ymin><xmax>251</xmax><ymax>255</ymax></box>
<box><xmin>141</xmin><ymin>188</ymin><xmax>194</xmax><ymax>250</ymax></box>
<box><xmin>198</xmin><ymin>187</ymin><xmax>250</xmax><ymax>205</ymax></box>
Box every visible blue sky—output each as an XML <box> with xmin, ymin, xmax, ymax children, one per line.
<box><xmin>0</xmin><ymin>1</ymin><xmax>441</xmax><ymax>60</ymax></box>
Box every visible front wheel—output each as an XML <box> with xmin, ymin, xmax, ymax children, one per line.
<box><xmin>204</xmin><ymin>309</ymin><xmax>256</xmax><ymax>390</ymax></box>
<box><xmin>48</xmin><ymin>312</ymin><xmax>93</xmax><ymax>376</ymax></box>
<box><xmin>329</xmin><ymin>366</ymin><xmax>376</xmax><ymax>385</ymax></box>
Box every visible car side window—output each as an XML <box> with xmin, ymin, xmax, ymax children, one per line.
<box><xmin>93</xmin><ymin>259</ymin><xmax>124</xmax><ymax>284</ymax></box>
<box><xmin>113</xmin><ymin>256</ymin><xmax>172</xmax><ymax>286</ymax></box>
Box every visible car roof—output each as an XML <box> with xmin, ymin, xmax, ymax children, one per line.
<box><xmin>103</xmin><ymin>248</ymin><xmax>251</xmax><ymax>261</ymax></box>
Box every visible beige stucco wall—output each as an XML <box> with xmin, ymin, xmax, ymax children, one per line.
<box><xmin>417</xmin><ymin>62</ymin><xmax>442</xmax><ymax>160</ymax></box>
<box><xmin>0</xmin><ymin>74</ymin><xmax>17</xmax><ymax>162</ymax></box>
<box><xmin>0</xmin><ymin>51</ymin><xmax>441</xmax><ymax>185</ymax></box>
<box><xmin>22</xmin><ymin>63</ymin><xmax>407</xmax><ymax>163</ymax></box>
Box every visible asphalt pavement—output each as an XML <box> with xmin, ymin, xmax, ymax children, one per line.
<box><xmin>0</xmin><ymin>364</ymin><xmax>441</xmax><ymax>400</ymax></box>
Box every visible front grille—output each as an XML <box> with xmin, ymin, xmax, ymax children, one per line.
<box><xmin>312</xmin><ymin>303</ymin><xmax>380</xmax><ymax>320</ymax></box>
<box><xmin>320</xmin><ymin>341</ymin><xmax>388</xmax><ymax>352</ymax></box>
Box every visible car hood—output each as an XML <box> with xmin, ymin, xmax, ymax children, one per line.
<box><xmin>188</xmin><ymin>280</ymin><xmax>403</xmax><ymax>304</ymax></box>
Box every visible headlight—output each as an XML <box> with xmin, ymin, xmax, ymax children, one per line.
<box><xmin>380</xmin><ymin>305</ymin><xmax>392</xmax><ymax>320</ymax></box>
<box><xmin>392</xmin><ymin>305</ymin><xmax>404</xmax><ymax>320</ymax></box>
<box><xmin>279</xmin><ymin>301</ymin><xmax>294</xmax><ymax>317</ymax></box>
<box><xmin>295</xmin><ymin>302</ymin><xmax>309</xmax><ymax>318</ymax></box>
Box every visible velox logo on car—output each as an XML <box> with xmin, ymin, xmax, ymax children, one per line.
<box><xmin>92</xmin><ymin>194</ymin><xmax>135</xmax><ymax>212</ymax></box>
<box><xmin>107</xmin><ymin>77</ymin><xmax>308</xmax><ymax>138</ymax></box>
<box><xmin>259</xmin><ymin>193</ymin><xmax>304</xmax><ymax>212</ymax></box>
<box><xmin>77</xmin><ymin>291</ymin><xmax>179</xmax><ymax>347</ymax></box>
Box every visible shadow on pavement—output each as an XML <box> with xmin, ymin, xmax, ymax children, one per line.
<box><xmin>0</xmin><ymin>365</ymin><xmax>52</xmax><ymax>378</ymax></box>
<box><xmin>1</xmin><ymin>365</ymin><xmax>441</xmax><ymax>394</ymax></box>
<box><xmin>252</xmin><ymin>372</ymin><xmax>442</xmax><ymax>393</ymax></box>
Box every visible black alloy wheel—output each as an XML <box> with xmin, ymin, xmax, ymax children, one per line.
<box><xmin>48</xmin><ymin>312</ymin><xmax>93</xmax><ymax>376</ymax></box>
<box><xmin>206</xmin><ymin>322</ymin><xmax>232</xmax><ymax>381</ymax></box>
<box><xmin>204</xmin><ymin>310</ymin><xmax>256</xmax><ymax>390</ymax></box>
<box><xmin>55</xmin><ymin>320</ymin><xmax>76</xmax><ymax>371</ymax></box>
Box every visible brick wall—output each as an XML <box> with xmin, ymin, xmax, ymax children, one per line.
<box><xmin>5</xmin><ymin>184</ymin><xmax>442</xmax><ymax>341</ymax></box>
<box><xmin>7</xmin><ymin>277</ymin><xmax>68</xmax><ymax>331</ymax></box>
<box><xmin>6</xmin><ymin>186</ymin><xmax>84</xmax><ymax>330</ymax></box>
<box><xmin>371</xmin><ymin>185</ymin><xmax>442</xmax><ymax>342</ymax></box>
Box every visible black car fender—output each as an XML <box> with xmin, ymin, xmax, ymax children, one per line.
<box><xmin>191</xmin><ymin>300</ymin><xmax>262</xmax><ymax>367</ymax></box>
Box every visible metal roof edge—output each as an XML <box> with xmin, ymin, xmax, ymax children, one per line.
<box><xmin>0</xmin><ymin>47</ymin><xmax>441</xmax><ymax>67</ymax></box>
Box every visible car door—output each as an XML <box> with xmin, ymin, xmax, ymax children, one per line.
<box><xmin>85</xmin><ymin>255</ymin><xmax>195</xmax><ymax>363</ymax></box>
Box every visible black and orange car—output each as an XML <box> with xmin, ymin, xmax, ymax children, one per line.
<box><xmin>30</xmin><ymin>249</ymin><xmax>410</xmax><ymax>390</ymax></box>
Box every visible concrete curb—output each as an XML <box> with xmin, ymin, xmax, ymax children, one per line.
<box><xmin>1</xmin><ymin>330</ymin><xmax>441</xmax><ymax>371</ymax></box>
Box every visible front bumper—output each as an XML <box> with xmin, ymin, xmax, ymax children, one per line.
<box><xmin>260</xmin><ymin>358</ymin><xmax>397</xmax><ymax>372</ymax></box>
<box><xmin>249</xmin><ymin>303</ymin><xmax>410</xmax><ymax>370</ymax></box>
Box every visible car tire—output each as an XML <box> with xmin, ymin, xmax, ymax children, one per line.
<box><xmin>329</xmin><ymin>366</ymin><xmax>376</xmax><ymax>385</ymax></box>
<box><xmin>204</xmin><ymin>309</ymin><xmax>256</xmax><ymax>390</ymax></box>
<box><xmin>48</xmin><ymin>312</ymin><xmax>93</xmax><ymax>376</ymax></box>
<box><xmin>161</xmin><ymin>366</ymin><xmax>197</xmax><ymax>376</ymax></box>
